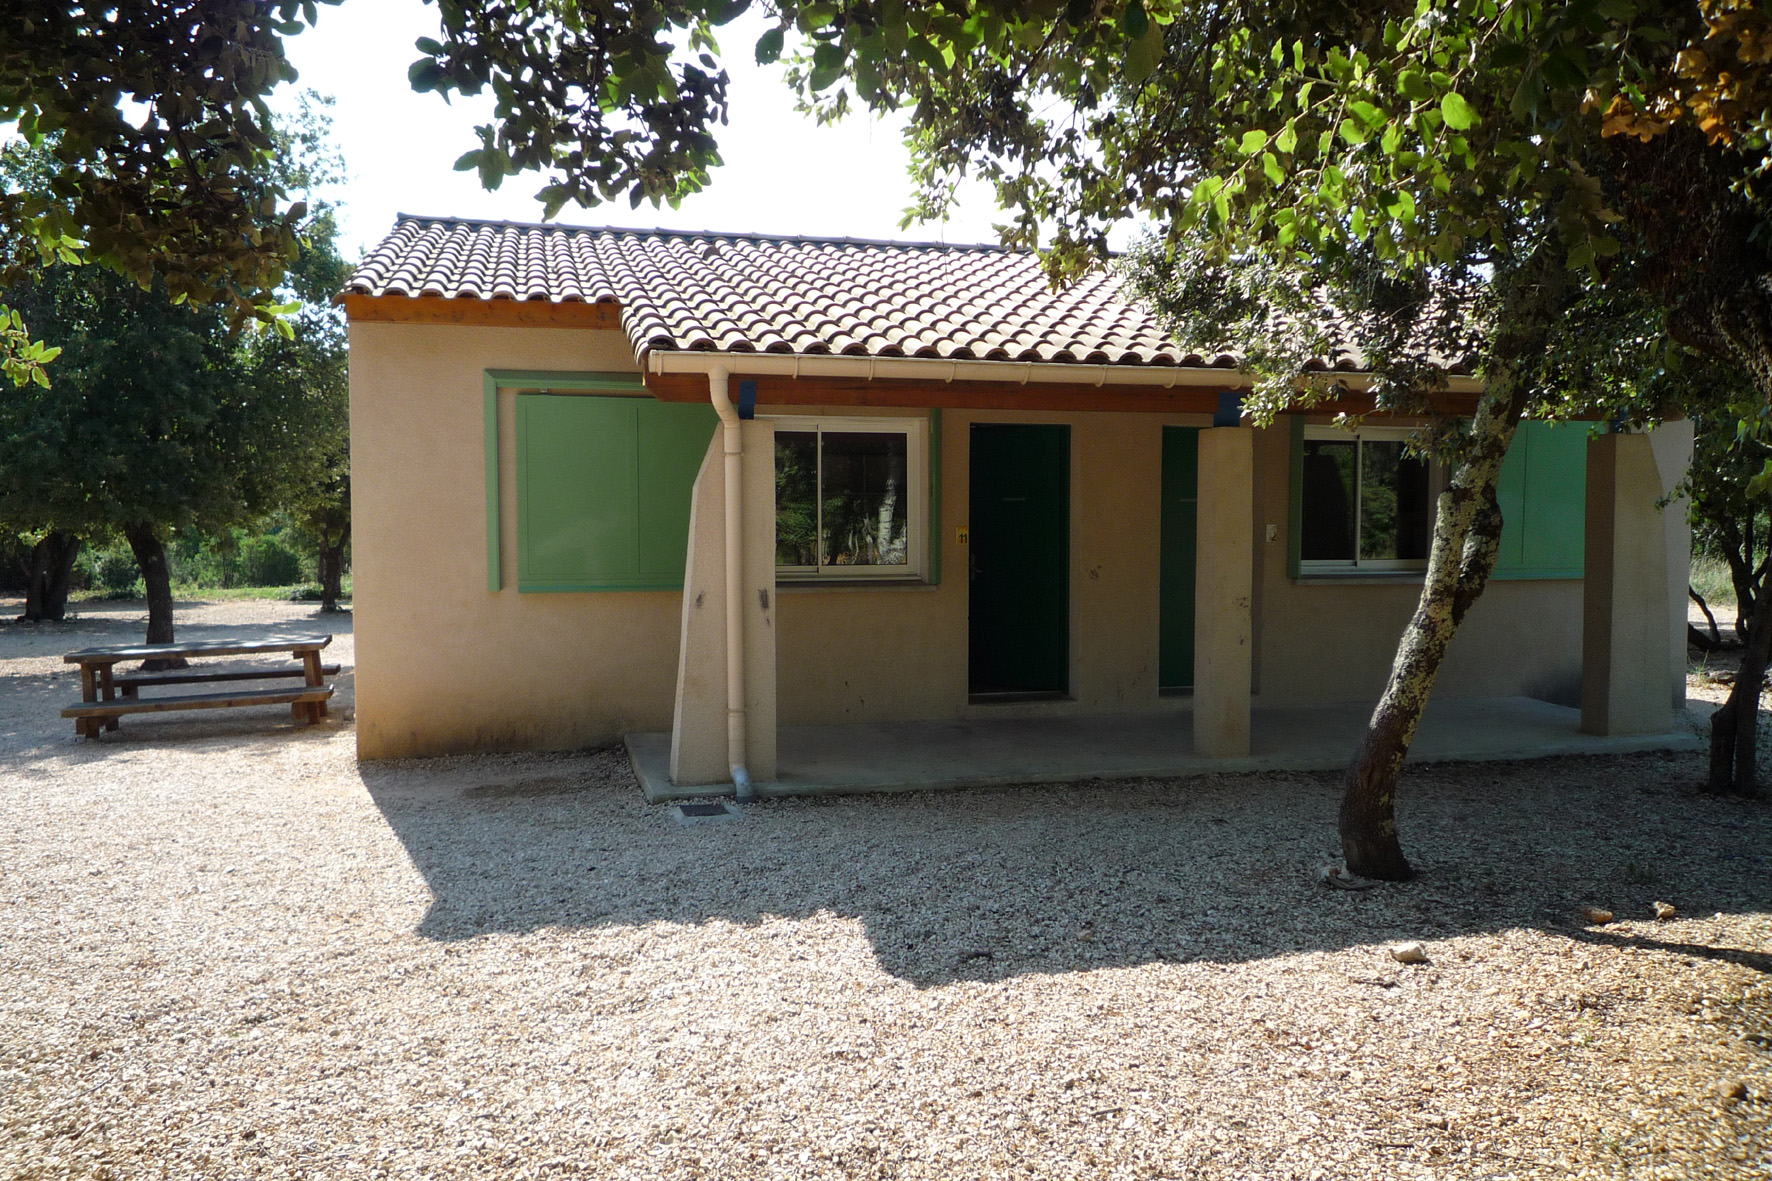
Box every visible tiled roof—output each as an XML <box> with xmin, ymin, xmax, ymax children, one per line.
<box><xmin>347</xmin><ymin>215</ymin><xmax>1322</xmax><ymax>370</ymax></box>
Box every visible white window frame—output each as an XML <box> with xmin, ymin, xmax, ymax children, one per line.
<box><xmin>768</xmin><ymin>415</ymin><xmax>929</xmax><ymax>582</ymax></box>
<box><xmin>1300</xmin><ymin>424</ymin><xmax>1437</xmax><ymax>574</ymax></box>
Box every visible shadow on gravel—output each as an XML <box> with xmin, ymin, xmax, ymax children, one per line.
<box><xmin>360</xmin><ymin>746</ymin><xmax>1772</xmax><ymax>986</ymax></box>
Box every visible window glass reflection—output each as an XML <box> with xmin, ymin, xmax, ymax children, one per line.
<box><xmin>1301</xmin><ymin>439</ymin><xmax>1357</xmax><ymax>561</ymax></box>
<box><xmin>1359</xmin><ymin>442</ymin><xmax>1431</xmax><ymax>561</ymax></box>
<box><xmin>820</xmin><ymin>432</ymin><xmax>908</xmax><ymax>566</ymax></box>
<box><xmin>775</xmin><ymin>431</ymin><xmax>818</xmax><ymax>566</ymax></box>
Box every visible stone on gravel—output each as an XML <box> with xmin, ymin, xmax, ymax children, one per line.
<box><xmin>1653</xmin><ymin>900</ymin><xmax>1679</xmax><ymax>921</ymax></box>
<box><xmin>1580</xmin><ymin>905</ymin><xmax>1614</xmax><ymax>925</ymax></box>
<box><xmin>1388</xmin><ymin>941</ymin><xmax>1429</xmax><ymax>964</ymax></box>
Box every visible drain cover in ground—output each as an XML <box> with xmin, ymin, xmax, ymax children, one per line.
<box><xmin>670</xmin><ymin>800</ymin><xmax>739</xmax><ymax>824</ymax></box>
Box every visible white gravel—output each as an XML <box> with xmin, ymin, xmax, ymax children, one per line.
<box><xmin>3</xmin><ymin>599</ymin><xmax>1769</xmax><ymax>1179</ymax></box>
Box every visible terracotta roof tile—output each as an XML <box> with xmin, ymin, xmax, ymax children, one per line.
<box><xmin>348</xmin><ymin>215</ymin><xmax>1461</xmax><ymax>375</ymax></box>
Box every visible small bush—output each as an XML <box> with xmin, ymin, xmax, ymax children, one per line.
<box><xmin>287</xmin><ymin>584</ymin><xmax>324</xmax><ymax>602</ymax></box>
<box><xmin>240</xmin><ymin>535</ymin><xmax>304</xmax><ymax>587</ymax></box>
<box><xmin>89</xmin><ymin>547</ymin><xmax>141</xmax><ymax>594</ymax></box>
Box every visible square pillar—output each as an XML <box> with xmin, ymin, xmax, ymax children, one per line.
<box><xmin>1194</xmin><ymin>426</ymin><xmax>1254</xmax><ymax>756</ymax></box>
<box><xmin>670</xmin><ymin>419</ymin><xmax>777</xmax><ymax>784</ymax></box>
<box><xmin>1649</xmin><ymin>420</ymin><xmax>1695</xmax><ymax>713</ymax></box>
<box><xmin>1581</xmin><ymin>432</ymin><xmax>1673</xmax><ymax>736</ymax></box>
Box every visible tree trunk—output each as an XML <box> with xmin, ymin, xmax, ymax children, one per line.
<box><xmin>1707</xmin><ymin>581</ymin><xmax>1772</xmax><ymax>795</ymax></box>
<box><xmin>1690</xmin><ymin>585</ymin><xmax>1724</xmax><ymax>648</ymax></box>
<box><xmin>122</xmin><ymin>522</ymin><xmax>184</xmax><ymax>667</ymax></box>
<box><xmin>318</xmin><ymin>523</ymin><xmax>349</xmax><ymax>613</ymax></box>
<box><xmin>1340</xmin><ymin>385</ymin><xmax>1526</xmax><ymax>879</ymax></box>
<box><xmin>20</xmin><ymin>532</ymin><xmax>81</xmax><ymax>622</ymax></box>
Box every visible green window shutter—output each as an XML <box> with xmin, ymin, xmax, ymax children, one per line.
<box><xmin>635</xmin><ymin>401</ymin><xmax>720</xmax><ymax>580</ymax></box>
<box><xmin>1493</xmin><ymin>420</ymin><xmax>1588</xmax><ymax>580</ymax></box>
<box><xmin>515</xmin><ymin>394</ymin><xmax>716</xmax><ymax>591</ymax></box>
<box><xmin>928</xmin><ymin>408</ymin><xmax>943</xmax><ymax>586</ymax></box>
<box><xmin>1286</xmin><ymin>415</ymin><xmax>1304</xmax><ymax>579</ymax></box>
<box><xmin>1493</xmin><ymin>424</ymin><xmax>1529</xmax><ymax>571</ymax></box>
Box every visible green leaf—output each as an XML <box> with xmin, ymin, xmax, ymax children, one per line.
<box><xmin>407</xmin><ymin>59</ymin><xmax>445</xmax><ymax>92</ymax></box>
<box><xmin>1441</xmin><ymin>92</ymin><xmax>1479</xmax><ymax>131</ymax></box>
<box><xmin>1261</xmin><ymin>151</ymin><xmax>1284</xmax><ymax>185</ymax></box>
<box><xmin>1339</xmin><ymin>118</ymin><xmax>1368</xmax><ymax>146</ymax></box>
<box><xmin>1124</xmin><ymin>0</ymin><xmax>1148</xmax><ymax>41</ymax></box>
<box><xmin>1349</xmin><ymin>100</ymin><xmax>1386</xmax><ymax>128</ymax></box>
<box><xmin>1125</xmin><ymin>21</ymin><xmax>1164</xmax><ymax>84</ymax></box>
<box><xmin>1275</xmin><ymin>122</ymin><xmax>1297</xmax><ymax>154</ymax></box>
<box><xmin>1239</xmin><ymin>129</ymin><xmax>1268</xmax><ymax>155</ymax></box>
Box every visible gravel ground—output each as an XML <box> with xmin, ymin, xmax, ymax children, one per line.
<box><xmin>2</xmin><ymin>600</ymin><xmax>1769</xmax><ymax>1179</ymax></box>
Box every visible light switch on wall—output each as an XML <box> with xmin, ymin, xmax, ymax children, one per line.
<box><xmin>1266</xmin><ymin>524</ymin><xmax>1278</xmax><ymax>542</ymax></box>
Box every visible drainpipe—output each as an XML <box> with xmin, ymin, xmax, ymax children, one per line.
<box><xmin>708</xmin><ymin>365</ymin><xmax>754</xmax><ymax>802</ymax></box>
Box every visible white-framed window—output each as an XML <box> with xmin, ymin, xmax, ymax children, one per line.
<box><xmin>1299</xmin><ymin>425</ymin><xmax>1435</xmax><ymax>572</ymax></box>
<box><xmin>771</xmin><ymin>416</ymin><xmax>928</xmax><ymax>581</ymax></box>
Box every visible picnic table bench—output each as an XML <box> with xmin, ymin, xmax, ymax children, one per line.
<box><xmin>62</xmin><ymin>636</ymin><xmax>336</xmax><ymax>738</ymax></box>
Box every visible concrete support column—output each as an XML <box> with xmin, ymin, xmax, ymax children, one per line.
<box><xmin>670</xmin><ymin>420</ymin><xmax>777</xmax><ymax>784</ymax></box>
<box><xmin>1581</xmin><ymin>431</ymin><xmax>1673</xmax><ymax>736</ymax></box>
<box><xmin>1650</xmin><ymin>420</ymin><xmax>1695</xmax><ymax>713</ymax></box>
<box><xmin>1194</xmin><ymin>426</ymin><xmax>1254</xmax><ymax>756</ymax></box>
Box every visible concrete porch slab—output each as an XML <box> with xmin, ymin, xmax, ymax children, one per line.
<box><xmin>625</xmin><ymin>696</ymin><xmax>1701</xmax><ymax>803</ymax></box>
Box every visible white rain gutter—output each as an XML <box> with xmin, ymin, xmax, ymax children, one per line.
<box><xmin>707</xmin><ymin>366</ymin><xmax>753</xmax><ymax>802</ymax></box>
<box><xmin>648</xmin><ymin>349</ymin><xmax>1486</xmax><ymax>394</ymax></box>
<box><xmin>651</xmin><ymin>350</ymin><xmax>1246</xmax><ymax>388</ymax></box>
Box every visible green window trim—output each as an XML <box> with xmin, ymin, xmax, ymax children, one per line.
<box><xmin>482</xmin><ymin>369</ymin><xmax>657</xmax><ymax>592</ymax></box>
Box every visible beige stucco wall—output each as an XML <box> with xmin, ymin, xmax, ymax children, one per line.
<box><xmin>351</xmin><ymin>321</ymin><xmax>1636</xmax><ymax>758</ymax></box>
<box><xmin>774</xmin><ymin>407</ymin><xmax>1202</xmax><ymax>725</ymax></box>
<box><xmin>1249</xmin><ymin>418</ymin><xmax>1587</xmax><ymax>707</ymax></box>
<box><xmin>349</xmin><ymin>322</ymin><xmax>685</xmax><ymax>758</ymax></box>
<box><xmin>778</xmin><ymin>409</ymin><xmax>1591</xmax><ymax>726</ymax></box>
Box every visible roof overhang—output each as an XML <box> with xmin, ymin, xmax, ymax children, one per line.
<box><xmin>643</xmin><ymin>346</ymin><xmax>1485</xmax><ymax>417</ymax></box>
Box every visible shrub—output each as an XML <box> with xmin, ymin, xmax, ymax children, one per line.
<box><xmin>89</xmin><ymin>546</ymin><xmax>141</xmax><ymax>594</ymax></box>
<box><xmin>240</xmin><ymin>534</ymin><xmax>304</xmax><ymax>587</ymax></box>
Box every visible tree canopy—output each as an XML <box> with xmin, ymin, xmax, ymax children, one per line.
<box><xmin>0</xmin><ymin>1</ymin><xmax>341</xmax><ymax>382</ymax></box>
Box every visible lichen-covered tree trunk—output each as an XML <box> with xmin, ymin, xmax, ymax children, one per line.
<box><xmin>21</xmin><ymin>532</ymin><xmax>80</xmax><ymax>622</ymax></box>
<box><xmin>1340</xmin><ymin>380</ymin><xmax>1531</xmax><ymax>880</ymax></box>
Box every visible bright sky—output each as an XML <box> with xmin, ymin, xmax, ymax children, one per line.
<box><xmin>277</xmin><ymin>0</ymin><xmax>1017</xmax><ymax>261</ymax></box>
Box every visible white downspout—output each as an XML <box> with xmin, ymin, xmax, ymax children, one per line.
<box><xmin>707</xmin><ymin>366</ymin><xmax>754</xmax><ymax>801</ymax></box>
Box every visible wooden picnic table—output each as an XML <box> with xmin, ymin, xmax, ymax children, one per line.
<box><xmin>62</xmin><ymin>635</ymin><xmax>336</xmax><ymax>738</ymax></box>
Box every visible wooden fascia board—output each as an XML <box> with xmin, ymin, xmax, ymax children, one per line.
<box><xmin>641</xmin><ymin>370</ymin><xmax>1237</xmax><ymax>414</ymax></box>
<box><xmin>343</xmin><ymin>294</ymin><xmax>623</xmax><ymax>330</ymax></box>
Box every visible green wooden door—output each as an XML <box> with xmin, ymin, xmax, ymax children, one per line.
<box><xmin>1159</xmin><ymin>427</ymin><xmax>1199</xmax><ymax>690</ymax></box>
<box><xmin>969</xmin><ymin>424</ymin><xmax>1070</xmax><ymax>695</ymax></box>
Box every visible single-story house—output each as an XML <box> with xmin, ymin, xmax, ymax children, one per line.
<box><xmin>343</xmin><ymin>215</ymin><xmax>1694</xmax><ymax>795</ymax></box>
